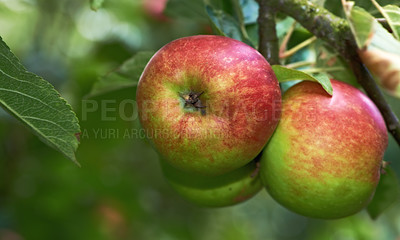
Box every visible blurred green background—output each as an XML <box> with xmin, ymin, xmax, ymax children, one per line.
<box><xmin>0</xmin><ymin>0</ymin><xmax>400</xmax><ymax>239</ymax></box>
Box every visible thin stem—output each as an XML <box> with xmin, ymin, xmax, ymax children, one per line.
<box><xmin>301</xmin><ymin>67</ymin><xmax>345</xmax><ymax>74</ymax></box>
<box><xmin>280</xmin><ymin>36</ymin><xmax>317</xmax><ymax>58</ymax></box>
<box><xmin>257</xmin><ymin>0</ymin><xmax>280</xmax><ymax>65</ymax></box>
<box><xmin>285</xmin><ymin>60</ymin><xmax>314</xmax><ymax>69</ymax></box>
<box><xmin>279</xmin><ymin>21</ymin><xmax>297</xmax><ymax>58</ymax></box>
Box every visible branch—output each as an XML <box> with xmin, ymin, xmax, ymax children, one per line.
<box><xmin>269</xmin><ymin>0</ymin><xmax>400</xmax><ymax>145</ymax></box>
<box><xmin>256</xmin><ymin>0</ymin><xmax>280</xmax><ymax>65</ymax></box>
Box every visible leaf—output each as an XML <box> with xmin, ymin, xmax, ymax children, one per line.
<box><xmin>164</xmin><ymin>0</ymin><xmax>208</xmax><ymax>21</ymax></box>
<box><xmin>371</xmin><ymin>0</ymin><xmax>400</xmax><ymax>39</ymax></box>
<box><xmin>271</xmin><ymin>65</ymin><xmax>333</xmax><ymax>95</ymax></box>
<box><xmin>205</xmin><ymin>4</ymin><xmax>254</xmax><ymax>47</ymax></box>
<box><xmin>343</xmin><ymin>2</ymin><xmax>376</xmax><ymax>48</ymax></box>
<box><xmin>327</xmin><ymin>0</ymin><xmax>400</xmax><ymax>18</ymax></box>
<box><xmin>368</xmin><ymin>19</ymin><xmax>400</xmax><ymax>54</ymax></box>
<box><xmin>0</xmin><ymin>37</ymin><xmax>80</xmax><ymax>164</ymax></box>
<box><xmin>88</xmin><ymin>51</ymin><xmax>155</xmax><ymax>98</ymax></box>
<box><xmin>205</xmin><ymin>5</ymin><xmax>244</xmax><ymax>40</ymax></box>
<box><xmin>367</xmin><ymin>166</ymin><xmax>400</xmax><ymax>219</ymax></box>
<box><xmin>350</xmin><ymin>6</ymin><xmax>400</xmax><ymax>98</ymax></box>
<box><xmin>343</xmin><ymin>1</ymin><xmax>400</xmax><ymax>53</ymax></box>
<box><xmin>382</xmin><ymin>5</ymin><xmax>400</xmax><ymax>39</ymax></box>
<box><xmin>342</xmin><ymin>1</ymin><xmax>400</xmax><ymax>97</ymax></box>
<box><xmin>90</xmin><ymin>0</ymin><xmax>104</xmax><ymax>11</ymax></box>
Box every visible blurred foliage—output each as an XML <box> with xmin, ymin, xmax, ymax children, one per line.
<box><xmin>0</xmin><ymin>0</ymin><xmax>400</xmax><ymax>240</ymax></box>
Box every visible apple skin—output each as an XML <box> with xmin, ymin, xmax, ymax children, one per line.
<box><xmin>137</xmin><ymin>35</ymin><xmax>281</xmax><ymax>176</ymax></box>
<box><xmin>160</xmin><ymin>159</ymin><xmax>262</xmax><ymax>207</ymax></box>
<box><xmin>260</xmin><ymin>79</ymin><xmax>388</xmax><ymax>219</ymax></box>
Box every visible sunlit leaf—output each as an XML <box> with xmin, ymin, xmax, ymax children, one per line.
<box><xmin>382</xmin><ymin>5</ymin><xmax>400</xmax><ymax>39</ymax></box>
<box><xmin>342</xmin><ymin>1</ymin><xmax>400</xmax><ymax>97</ymax></box>
<box><xmin>0</xmin><ymin>37</ymin><xmax>80</xmax><ymax>164</ymax></box>
<box><xmin>370</xmin><ymin>0</ymin><xmax>400</xmax><ymax>39</ymax></box>
<box><xmin>353</xmin><ymin>8</ymin><xmax>400</xmax><ymax>98</ymax></box>
<box><xmin>328</xmin><ymin>0</ymin><xmax>400</xmax><ymax>18</ymax></box>
<box><xmin>90</xmin><ymin>0</ymin><xmax>104</xmax><ymax>11</ymax></box>
<box><xmin>88</xmin><ymin>51</ymin><xmax>155</xmax><ymax>98</ymax></box>
<box><xmin>343</xmin><ymin>2</ymin><xmax>376</xmax><ymax>48</ymax></box>
<box><xmin>342</xmin><ymin>1</ymin><xmax>400</xmax><ymax>53</ymax></box>
<box><xmin>271</xmin><ymin>65</ymin><xmax>333</xmax><ymax>95</ymax></box>
<box><xmin>367</xmin><ymin>166</ymin><xmax>400</xmax><ymax>219</ymax></box>
<box><xmin>368</xmin><ymin>23</ymin><xmax>400</xmax><ymax>54</ymax></box>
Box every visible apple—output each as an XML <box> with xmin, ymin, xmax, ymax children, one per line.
<box><xmin>137</xmin><ymin>35</ymin><xmax>281</xmax><ymax>176</ymax></box>
<box><xmin>160</xmin><ymin>158</ymin><xmax>262</xmax><ymax>207</ymax></box>
<box><xmin>142</xmin><ymin>0</ymin><xmax>169</xmax><ymax>21</ymax></box>
<box><xmin>260</xmin><ymin>79</ymin><xmax>388</xmax><ymax>219</ymax></box>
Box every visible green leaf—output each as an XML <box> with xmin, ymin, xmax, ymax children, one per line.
<box><xmin>382</xmin><ymin>5</ymin><xmax>400</xmax><ymax>39</ymax></box>
<box><xmin>368</xmin><ymin>18</ymin><xmax>400</xmax><ymax>54</ymax></box>
<box><xmin>343</xmin><ymin>2</ymin><xmax>400</xmax><ymax>52</ymax></box>
<box><xmin>367</xmin><ymin>166</ymin><xmax>400</xmax><ymax>219</ymax></box>
<box><xmin>370</xmin><ymin>0</ymin><xmax>400</xmax><ymax>39</ymax></box>
<box><xmin>90</xmin><ymin>0</ymin><xmax>104</xmax><ymax>11</ymax></box>
<box><xmin>164</xmin><ymin>0</ymin><xmax>208</xmax><ymax>21</ymax></box>
<box><xmin>0</xmin><ymin>37</ymin><xmax>80</xmax><ymax>164</ymax></box>
<box><xmin>205</xmin><ymin>5</ymin><xmax>244</xmax><ymax>40</ymax></box>
<box><xmin>233</xmin><ymin>0</ymin><xmax>256</xmax><ymax>46</ymax></box>
<box><xmin>205</xmin><ymin>4</ymin><xmax>254</xmax><ymax>47</ymax></box>
<box><xmin>343</xmin><ymin>3</ymin><xmax>376</xmax><ymax>48</ymax></box>
<box><xmin>350</xmin><ymin>3</ymin><xmax>400</xmax><ymax>98</ymax></box>
<box><xmin>271</xmin><ymin>65</ymin><xmax>333</xmax><ymax>95</ymax></box>
<box><xmin>88</xmin><ymin>51</ymin><xmax>155</xmax><ymax>98</ymax></box>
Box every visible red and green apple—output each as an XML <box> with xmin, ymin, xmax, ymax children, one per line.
<box><xmin>260</xmin><ymin>79</ymin><xmax>388</xmax><ymax>219</ymax></box>
<box><xmin>137</xmin><ymin>35</ymin><xmax>281</xmax><ymax>176</ymax></box>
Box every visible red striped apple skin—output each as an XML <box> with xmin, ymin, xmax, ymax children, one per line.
<box><xmin>261</xmin><ymin>79</ymin><xmax>388</xmax><ymax>219</ymax></box>
<box><xmin>137</xmin><ymin>35</ymin><xmax>281</xmax><ymax>176</ymax></box>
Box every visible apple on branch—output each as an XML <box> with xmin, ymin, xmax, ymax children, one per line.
<box><xmin>136</xmin><ymin>35</ymin><xmax>281</xmax><ymax>176</ymax></box>
<box><xmin>260</xmin><ymin>79</ymin><xmax>388</xmax><ymax>219</ymax></box>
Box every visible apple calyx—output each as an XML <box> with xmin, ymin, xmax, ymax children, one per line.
<box><xmin>179</xmin><ymin>90</ymin><xmax>206</xmax><ymax>115</ymax></box>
